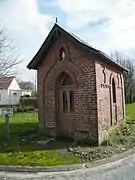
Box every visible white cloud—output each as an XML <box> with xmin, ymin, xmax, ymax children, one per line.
<box><xmin>57</xmin><ymin>0</ymin><xmax>135</xmax><ymax>55</ymax></box>
<box><xmin>0</xmin><ymin>0</ymin><xmax>135</xmax><ymax>82</ymax></box>
<box><xmin>0</xmin><ymin>0</ymin><xmax>52</xmax><ymax>81</ymax></box>
<box><xmin>0</xmin><ymin>0</ymin><xmax>51</xmax><ymax>33</ymax></box>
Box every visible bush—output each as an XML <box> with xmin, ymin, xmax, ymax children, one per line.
<box><xmin>107</xmin><ymin>124</ymin><xmax>130</xmax><ymax>146</ymax></box>
<box><xmin>23</xmin><ymin>107</ymin><xmax>35</xmax><ymax>112</ymax></box>
<box><xmin>21</xmin><ymin>95</ymin><xmax>30</xmax><ymax>98</ymax></box>
<box><xmin>16</xmin><ymin>97</ymin><xmax>37</xmax><ymax>112</ymax></box>
<box><xmin>16</xmin><ymin>106</ymin><xmax>23</xmax><ymax>112</ymax></box>
<box><xmin>20</xmin><ymin>97</ymin><xmax>38</xmax><ymax>109</ymax></box>
<box><xmin>120</xmin><ymin>124</ymin><xmax>130</xmax><ymax>135</ymax></box>
<box><xmin>16</xmin><ymin>106</ymin><xmax>35</xmax><ymax>113</ymax></box>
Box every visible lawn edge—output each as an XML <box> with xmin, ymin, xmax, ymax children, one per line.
<box><xmin>0</xmin><ymin>147</ymin><xmax>135</xmax><ymax>173</ymax></box>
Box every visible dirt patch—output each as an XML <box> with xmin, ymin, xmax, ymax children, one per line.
<box><xmin>68</xmin><ymin>124</ymin><xmax>135</xmax><ymax>163</ymax></box>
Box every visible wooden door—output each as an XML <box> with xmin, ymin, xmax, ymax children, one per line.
<box><xmin>58</xmin><ymin>74</ymin><xmax>74</xmax><ymax>137</ymax></box>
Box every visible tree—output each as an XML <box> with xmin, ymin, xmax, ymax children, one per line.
<box><xmin>18</xmin><ymin>81</ymin><xmax>34</xmax><ymax>90</ymax></box>
<box><xmin>31</xmin><ymin>72</ymin><xmax>37</xmax><ymax>92</ymax></box>
<box><xmin>111</xmin><ymin>51</ymin><xmax>135</xmax><ymax>104</ymax></box>
<box><xmin>0</xmin><ymin>20</ymin><xmax>21</xmax><ymax>76</ymax></box>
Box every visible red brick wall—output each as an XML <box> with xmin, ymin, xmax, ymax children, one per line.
<box><xmin>95</xmin><ymin>61</ymin><xmax>125</xmax><ymax>143</ymax></box>
<box><xmin>37</xmin><ymin>35</ymin><xmax>98</xmax><ymax>142</ymax></box>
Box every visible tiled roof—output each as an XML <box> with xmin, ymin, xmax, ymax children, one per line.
<box><xmin>0</xmin><ymin>76</ymin><xmax>14</xmax><ymax>89</ymax></box>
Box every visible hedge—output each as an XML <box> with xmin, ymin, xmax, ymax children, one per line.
<box><xmin>20</xmin><ymin>97</ymin><xmax>38</xmax><ymax>108</ymax></box>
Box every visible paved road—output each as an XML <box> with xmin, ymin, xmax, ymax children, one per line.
<box><xmin>0</xmin><ymin>153</ymin><xmax>135</xmax><ymax>180</ymax></box>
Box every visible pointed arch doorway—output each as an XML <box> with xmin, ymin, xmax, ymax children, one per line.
<box><xmin>57</xmin><ymin>73</ymin><xmax>75</xmax><ymax>137</ymax></box>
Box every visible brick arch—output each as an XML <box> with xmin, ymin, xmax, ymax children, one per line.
<box><xmin>55</xmin><ymin>70</ymin><xmax>77</xmax><ymax>135</ymax></box>
<box><xmin>109</xmin><ymin>74</ymin><xmax>117</xmax><ymax>104</ymax></box>
<box><xmin>59</xmin><ymin>39</ymin><xmax>70</xmax><ymax>61</ymax></box>
<box><xmin>43</xmin><ymin>62</ymin><xmax>78</xmax><ymax>92</ymax></box>
<box><xmin>112</xmin><ymin>78</ymin><xmax>116</xmax><ymax>103</ymax></box>
<box><xmin>51</xmin><ymin>68</ymin><xmax>78</xmax><ymax>136</ymax></box>
<box><xmin>120</xmin><ymin>74</ymin><xmax>125</xmax><ymax>119</ymax></box>
<box><xmin>117</xmin><ymin>74</ymin><xmax>120</xmax><ymax>87</ymax></box>
<box><xmin>54</xmin><ymin>68</ymin><xmax>78</xmax><ymax>118</ymax></box>
<box><xmin>120</xmin><ymin>74</ymin><xmax>123</xmax><ymax>87</ymax></box>
<box><xmin>109</xmin><ymin>73</ymin><xmax>117</xmax><ymax>85</ymax></box>
<box><xmin>109</xmin><ymin>73</ymin><xmax>118</xmax><ymax>125</ymax></box>
<box><xmin>42</xmin><ymin>63</ymin><xmax>79</xmax><ymax>132</ymax></box>
<box><xmin>54</xmin><ymin>67</ymin><xmax>78</xmax><ymax>88</ymax></box>
<box><xmin>42</xmin><ymin>62</ymin><xmax>79</xmax><ymax>116</ymax></box>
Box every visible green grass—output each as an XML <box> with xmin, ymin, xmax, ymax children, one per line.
<box><xmin>126</xmin><ymin>103</ymin><xmax>135</xmax><ymax>121</ymax></box>
<box><xmin>0</xmin><ymin>103</ymin><xmax>134</xmax><ymax>166</ymax></box>
<box><xmin>0</xmin><ymin>112</ymin><xmax>80</xmax><ymax>166</ymax></box>
<box><xmin>0</xmin><ymin>112</ymin><xmax>38</xmax><ymax>138</ymax></box>
<box><xmin>0</xmin><ymin>149</ymin><xmax>79</xmax><ymax>166</ymax></box>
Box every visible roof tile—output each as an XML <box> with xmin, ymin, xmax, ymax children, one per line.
<box><xmin>0</xmin><ymin>76</ymin><xmax>14</xmax><ymax>89</ymax></box>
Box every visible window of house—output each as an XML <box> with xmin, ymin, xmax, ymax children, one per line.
<box><xmin>117</xmin><ymin>74</ymin><xmax>120</xmax><ymax>87</ymax></box>
<box><xmin>13</xmin><ymin>93</ymin><xmax>17</xmax><ymax>95</ymax></box>
<box><xmin>120</xmin><ymin>75</ymin><xmax>123</xmax><ymax>87</ymax></box>
<box><xmin>61</xmin><ymin>74</ymin><xmax>73</xmax><ymax>86</ymax></box>
<box><xmin>59</xmin><ymin>47</ymin><xmax>66</xmax><ymax>60</ymax></box>
<box><xmin>61</xmin><ymin>74</ymin><xmax>74</xmax><ymax>114</ymax></box>
<box><xmin>62</xmin><ymin>90</ymin><xmax>74</xmax><ymax>114</ymax></box>
<box><xmin>63</xmin><ymin>91</ymin><xmax>68</xmax><ymax>113</ymax></box>
<box><xmin>102</xmin><ymin>66</ymin><xmax>106</xmax><ymax>83</ymax></box>
<box><xmin>112</xmin><ymin>78</ymin><xmax>116</xmax><ymax>103</ymax></box>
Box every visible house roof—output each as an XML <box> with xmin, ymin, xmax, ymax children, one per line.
<box><xmin>0</xmin><ymin>76</ymin><xmax>14</xmax><ymax>89</ymax></box>
<box><xmin>27</xmin><ymin>23</ymin><xmax>128</xmax><ymax>72</ymax></box>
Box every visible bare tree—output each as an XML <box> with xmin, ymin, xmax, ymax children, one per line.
<box><xmin>0</xmin><ymin>20</ymin><xmax>21</xmax><ymax>76</ymax></box>
<box><xmin>18</xmin><ymin>80</ymin><xmax>34</xmax><ymax>91</ymax></box>
<box><xmin>111</xmin><ymin>51</ymin><xmax>135</xmax><ymax>104</ymax></box>
<box><xmin>31</xmin><ymin>72</ymin><xmax>37</xmax><ymax>92</ymax></box>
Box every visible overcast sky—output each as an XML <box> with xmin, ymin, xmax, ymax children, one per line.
<box><xmin>0</xmin><ymin>0</ymin><xmax>135</xmax><ymax>81</ymax></box>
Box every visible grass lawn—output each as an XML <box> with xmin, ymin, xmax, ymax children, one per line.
<box><xmin>126</xmin><ymin>103</ymin><xmax>135</xmax><ymax>121</ymax></box>
<box><xmin>0</xmin><ymin>104</ymin><xmax>135</xmax><ymax>166</ymax></box>
<box><xmin>0</xmin><ymin>112</ymin><xmax>79</xmax><ymax>166</ymax></box>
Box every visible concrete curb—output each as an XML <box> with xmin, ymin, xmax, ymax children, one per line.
<box><xmin>0</xmin><ymin>147</ymin><xmax>135</xmax><ymax>173</ymax></box>
<box><xmin>0</xmin><ymin>164</ymin><xmax>83</xmax><ymax>173</ymax></box>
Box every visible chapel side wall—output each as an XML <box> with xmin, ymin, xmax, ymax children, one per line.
<box><xmin>95</xmin><ymin>61</ymin><xmax>125</xmax><ymax>144</ymax></box>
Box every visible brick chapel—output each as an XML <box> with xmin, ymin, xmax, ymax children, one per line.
<box><xmin>27</xmin><ymin>23</ymin><xmax>126</xmax><ymax>144</ymax></box>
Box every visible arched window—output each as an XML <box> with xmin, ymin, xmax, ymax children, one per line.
<box><xmin>102</xmin><ymin>68</ymin><xmax>106</xmax><ymax>83</ymax></box>
<box><xmin>120</xmin><ymin>75</ymin><xmax>123</xmax><ymax>87</ymax></box>
<box><xmin>61</xmin><ymin>74</ymin><xmax>73</xmax><ymax>86</ymax></box>
<box><xmin>117</xmin><ymin>74</ymin><xmax>120</xmax><ymax>87</ymax></box>
<box><xmin>112</xmin><ymin>78</ymin><xmax>116</xmax><ymax>103</ymax></box>
<box><xmin>60</xmin><ymin>74</ymin><xmax>74</xmax><ymax>113</ymax></box>
<box><xmin>59</xmin><ymin>47</ymin><xmax>66</xmax><ymax>60</ymax></box>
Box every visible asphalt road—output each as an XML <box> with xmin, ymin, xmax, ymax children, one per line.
<box><xmin>0</xmin><ymin>153</ymin><xmax>135</xmax><ymax>180</ymax></box>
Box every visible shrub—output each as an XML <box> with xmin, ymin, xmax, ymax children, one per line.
<box><xmin>120</xmin><ymin>124</ymin><xmax>130</xmax><ymax>135</ymax></box>
<box><xmin>107</xmin><ymin>124</ymin><xmax>130</xmax><ymax>146</ymax></box>
<box><xmin>21</xmin><ymin>95</ymin><xmax>30</xmax><ymax>98</ymax></box>
<box><xmin>16</xmin><ymin>106</ymin><xmax>35</xmax><ymax>113</ymax></box>
<box><xmin>16</xmin><ymin>106</ymin><xmax>23</xmax><ymax>112</ymax></box>
<box><xmin>20</xmin><ymin>97</ymin><xmax>38</xmax><ymax>109</ymax></box>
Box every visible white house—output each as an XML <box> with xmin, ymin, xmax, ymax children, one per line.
<box><xmin>0</xmin><ymin>76</ymin><xmax>21</xmax><ymax>106</ymax></box>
